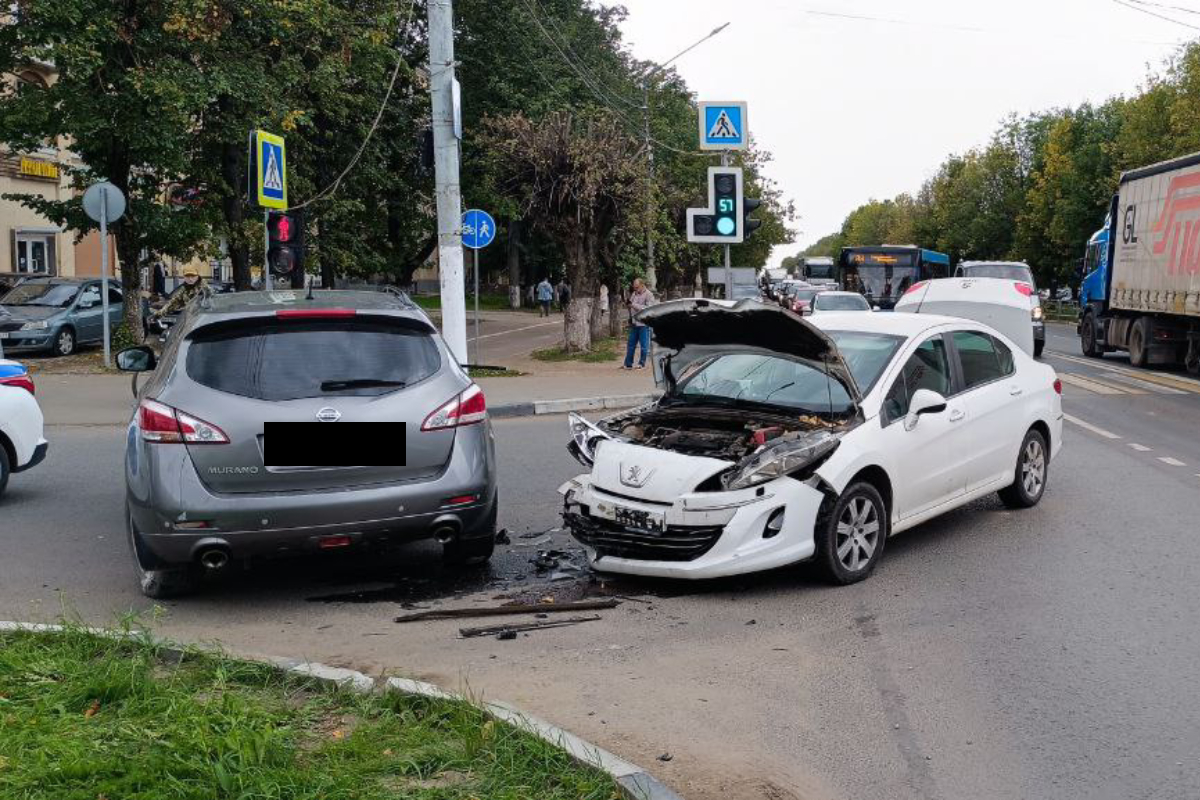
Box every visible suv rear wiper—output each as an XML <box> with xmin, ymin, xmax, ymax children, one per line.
<box><xmin>319</xmin><ymin>378</ymin><xmax>407</xmax><ymax>391</ymax></box>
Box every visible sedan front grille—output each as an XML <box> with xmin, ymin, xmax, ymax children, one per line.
<box><xmin>564</xmin><ymin>510</ymin><xmax>722</xmax><ymax>562</ymax></box>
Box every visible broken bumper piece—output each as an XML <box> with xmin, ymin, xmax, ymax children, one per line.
<box><xmin>559</xmin><ymin>474</ymin><xmax>826</xmax><ymax>579</ymax></box>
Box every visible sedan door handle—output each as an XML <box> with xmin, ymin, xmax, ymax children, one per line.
<box><xmin>948</xmin><ymin>409</ymin><xmax>965</xmax><ymax>422</ymax></box>
<box><xmin>1010</xmin><ymin>386</ymin><xmax>1023</xmax><ymax>396</ymax></box>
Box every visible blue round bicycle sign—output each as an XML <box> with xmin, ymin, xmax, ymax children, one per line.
<box><xmin>462</xmin><ymin>209</ymin><xmax>496</xmax><ymax>250</ymax></box>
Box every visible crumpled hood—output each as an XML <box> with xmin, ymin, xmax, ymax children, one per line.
<box><xmin>636</xmin><ymin>298</ymin><xmax>861</xmax><ymax>402</ymax></box>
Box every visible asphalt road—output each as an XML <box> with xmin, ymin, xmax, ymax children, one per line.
<box><xmin>2</xmin><ymin>321</ymin><xmax>1199</xmax><ymax>799</ymax></box>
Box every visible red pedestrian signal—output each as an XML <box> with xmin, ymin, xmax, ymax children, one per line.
<box><xmin>267</xmin><ymin>210</ymin><xmax>304</xmax><ymax>283</ymax></box>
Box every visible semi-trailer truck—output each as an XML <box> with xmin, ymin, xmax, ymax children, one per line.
<box><xmin>1079</xmin><ymin>152</ymin><xmax>1200</xmax><ymax>373</ymax></box>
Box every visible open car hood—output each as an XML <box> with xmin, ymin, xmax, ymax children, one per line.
<box><xmin>637</xmin><ymin>298</ymin><xmax>862</xmax><ymax>403</ymax></box>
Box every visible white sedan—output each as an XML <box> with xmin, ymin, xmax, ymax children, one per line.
<box><xmin>561</xmin><ymin>300</ymin><xmax>1062</xmax><ymax>584</ymax></box>
<box><xmin>0</xmin><ymin>359</ymin><xmax>48</xmax><ymax>498</ymax></box>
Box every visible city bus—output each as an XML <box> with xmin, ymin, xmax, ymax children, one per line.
<box><xmin>837</xmin><ymin>245</ymin><xmax>951</xmax><ymax>310</ymax></box>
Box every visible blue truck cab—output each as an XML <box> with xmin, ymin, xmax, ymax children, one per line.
<box><xmin>1078</xmin><ymin>212</ymin><xmax>1111</xmax><ymax>309</ymax></box>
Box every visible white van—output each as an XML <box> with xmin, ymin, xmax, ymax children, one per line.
<box><xmin>894</xmin><ymin>277</ymin><xmax>1037</xmax><ymax>357</ymax></box>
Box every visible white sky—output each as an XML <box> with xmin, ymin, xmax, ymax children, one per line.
<box><xmin>614</xmin><ymin>0</ymin><xmax>1194</xmax><ymax>265</ymax></box>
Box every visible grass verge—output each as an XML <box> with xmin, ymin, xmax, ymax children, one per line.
<box><xmin>531</xmin><ymin>337</ymin><xmax>620</xmax><ymax>364</ymax></box>
<box><xmin>0</xmin><ymin>624</ymin><xmax>618</xmax><ymax>800</ymax></box>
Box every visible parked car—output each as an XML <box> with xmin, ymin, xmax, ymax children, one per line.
<box><xmin>561</xmin><ymin>299</ymin><xmax>1061</xmax><ymax>584</ymax></box>
<box><xmin>954</xmin><ymin>261</ymin><xmax>1044</xmax><ymax>357</ymax></box>
<box><xmin>118</xmin><ymin>289</ymin><xmax>497</xmax><ymax>598</ymax></box>
<box><xmin>0</xmin><ymin>277</ymin><xmax>124</xmax><ymax>356</ymax></box>
<box><xmin>0</xmin><ymin>359</ymin><xmax>48</xmax><ymax>499</ymax></box>
<box><xmin>806</xmin><ymin>291</ymin><xmax>871</xmax><ymax>315</ymax></box>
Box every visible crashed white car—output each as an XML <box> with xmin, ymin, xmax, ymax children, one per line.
<box><xmin>560</xmin><ymin>299</ymin><xmax>1063</xmax><ymax>584</ymax></box>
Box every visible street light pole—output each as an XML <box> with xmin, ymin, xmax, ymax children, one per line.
<box><xmin>641</xmin><ymin>22</ymin><xmax>729</xmax><ymax>293</ymax></box>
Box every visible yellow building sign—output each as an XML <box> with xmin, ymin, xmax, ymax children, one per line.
<box><xmin>19</xmin><ymin>157</ymin><xmax>59</xmax><ymax>181</ymax></box>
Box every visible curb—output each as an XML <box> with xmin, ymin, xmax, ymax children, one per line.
<box><xmin>491</xmin><ymin>392</ymin><xmax>658</xmax><ymax>419</ymax></box>
<box><xmin>0</xmin><ymin>621</ymin><xmax>683</xmax><ymax>800</ymax></box>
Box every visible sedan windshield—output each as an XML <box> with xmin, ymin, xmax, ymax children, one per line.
<box><xmin>826</xmin><ymin>330</ymin><xmax>905</xmax><ymax>394</ymax></box>
<box><xmin>1</xmin><ymin>283</ymin><xmax>79</xmax><ymax>307</ymax></box>
<box><xmin>963</xmin><ymin>264</ymin><xmax>1033</xmax><ymax>284</ymax></box>
<box><xmin>676</xmin><ymin>353</ymin><xmax>855</xmax><ymax>416</ymax></box>
<box><xmin>816</xmin><ymin>295</ymin><xmax>870</xmax><ymax>311</ymax></box>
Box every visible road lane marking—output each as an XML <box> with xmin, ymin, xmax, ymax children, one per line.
<box><xmin>1158</xmin><ymin>457</ymin><xmax>1187</xmax><ymax>466</ymax></box>
<box><xmin>1105</xmin><ymin>373</ymin><xmax>1187</xmax><ymax>394</ymax></box>
<box><xmin>1047</xmin><ymin>352</ymin><xmax>1200</xmax><ymax>394</ymax></box>
<box><xmin>1058</xmin><ymin>373</ymin><xmax>1131</xmax><ymax>395</ymax></box>
<box><xmin>1128</xmin><ymin>443</ymin><xmax>1152</xmax><ymax>452</ymax></box>
<box><xmin>1062</xmin><ymin>413</ymin><xmax>1122</xmax><ymax>439</ymax></box>
<box><xmin>476</xmin><ymin>320</ymin><xmax>563</xmax><ymax>340</ymax></box>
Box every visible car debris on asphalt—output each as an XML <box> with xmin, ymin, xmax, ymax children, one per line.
<box><xmin>460</xmin><ymin>615</ymin><xmax>603</xmax><ymax>639</ymax></box>
<box><xmin>392</xmin><ymin>598</ymin><xmax>620</xmax><ymax>623</ymax></box>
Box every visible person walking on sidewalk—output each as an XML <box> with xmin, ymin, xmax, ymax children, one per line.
<box><xmin>536</xmin><ymin>277</ymin><xmax>554</xmax><ymax>317</ymax></box>
<box><xmin>622</xmin><ymin>278</ymin><xmax>656</xmax><ymax>370</ymax></box>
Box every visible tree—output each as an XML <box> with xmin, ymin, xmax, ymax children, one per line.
<box><xmin>484</xmin><ymin>111</ymin><xmax>643</xmax><ymax>351</ymax></box>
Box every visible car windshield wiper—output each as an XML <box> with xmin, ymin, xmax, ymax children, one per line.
<box><xmin>319</xmin><ymin>378</ymin><xmax>408</xmax><ymax>391</ymax></box>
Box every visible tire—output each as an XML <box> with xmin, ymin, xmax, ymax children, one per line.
<box><xmin>0</xmin><ymin>445</ymin><xmax>10</xmax><ymax>499</ymax></box>
<box><xmin>443</xmin><ymin>500</ymin><xmax>497</xmax><ymax>567</ymax></box>
<box><xmin>126</xmin><ymin>505</ymin><xmax>200</xmax><ymax>599</ymax></box>
<box><xmin>1033</xmin><ymin>338</ymin><xmax>1045</xmax><ymax>359</ymax></box>
<box><xmin>999</xmin><ymin>429</ymin><xmax>1048</xmax><ymax>509</ymax></box>
<box><xmin>1129</xmin><ymin>317</ymin><xmax>1150</xmax><ymax>368</ymax></box>
<box><xmin>1081</xmin><ymin>312</ymin><xmax>1101</xmax><ymax>358</ymax></box>
<box><xmin>53</xmin><ymin>326</ymin><xmax>76</xmax><ymax>357</ymax></box>
<box><xmin>816</xmin><ymin>481</ymin><xmax>888</xmax><ymax>585</ymax></box>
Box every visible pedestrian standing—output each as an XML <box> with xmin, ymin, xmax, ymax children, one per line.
<box><xmin>558</xmin><ymin>279</ymin><xmax>572</xmax><ymax>312</ymax></box>
<box><xmin>622</xmin><ymin>278</ymin><xmax>656</xmax><ymax>370</ymax></box>
<box><xmin>536</xmin><ymin>276</ymin><xmax>554</xmax><ymax>317</ymax></box>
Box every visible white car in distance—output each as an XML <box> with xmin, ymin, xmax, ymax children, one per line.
<box><xmin>0</xmin><ymin>359</ymin><xmax>48</xmax><ymax>498</ymax></box>
<box><xmin>561</xmin><ymin>299</ymin><xmax>1062</xmax><ymax>584</ymax></box>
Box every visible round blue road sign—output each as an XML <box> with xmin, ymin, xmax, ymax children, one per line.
<box><xmin>462</xmin><ymin>209</ymin><xmax>497</xmax><ymax>250</ymax></box>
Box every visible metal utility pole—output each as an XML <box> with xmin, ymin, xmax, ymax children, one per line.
<box><xmin>428</xmin><ymin>0</ymin><xmax>468</xmax><ymax>364</ymax></box>
<box><xmin>722</xmin><ymin>150</ymin><xmax>733</xmax><ymax>301</ymax></box>
<box><xmin>641</xmin><ymin>22</ymin><xmax>729</xmax><ymax>293</ymax></box>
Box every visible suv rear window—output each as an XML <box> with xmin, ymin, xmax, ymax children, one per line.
<box><xmin>186</xmin><ymin>320</ymin><xmax>440</xmax><ymax>401</ymax></box>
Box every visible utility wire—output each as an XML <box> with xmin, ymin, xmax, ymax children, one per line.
<box><xmin>1113</xmin><ymin>0</ymin><xmax>1200</xmax><ymax>30</ymax></box>
<box><xmin>528</xmin><ymin>0</ymin><xmax>643</xmax><ymax>109</ymax></box>
<box><xmin>1125</xmin><ymin>0</ymin><xmax>1200</xmax><ymax>17</ymax></box>
<box><xmin>288</xmin><ymin>0</ymin><xmax>417</xmax><ymax>211</ymax></box>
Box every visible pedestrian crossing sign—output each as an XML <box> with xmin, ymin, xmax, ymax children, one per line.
<box><xmin>253</xmin><ymin>130</ymin><xmax>287</xmax><ymax>209</ymax></box>
<box><xmin>698</xmin><ymin>102</ymin><xmax>748</xmax><ymax>151</ymax></box>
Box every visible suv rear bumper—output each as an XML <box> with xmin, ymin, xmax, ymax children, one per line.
<box><xmin>13</xmin><ymin>440</ymin><xmax>48</xmax><ymax>473</ymax></box>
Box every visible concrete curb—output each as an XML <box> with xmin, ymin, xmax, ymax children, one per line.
<box><xmin>0</xmin><ymin>621</ymin><xmax>683</xmax><ymax>800</ymax></box>
<box><xmin>491</xmin><ymin>392</ymin><xmax>659</xmax><ymax>419</ymax></box>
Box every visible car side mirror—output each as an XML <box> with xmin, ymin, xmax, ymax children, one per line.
<box><xmin>116</xmin><ymin>345</ymin><xmax>156</xmax><ymax>373</ymax></box>
<box><xmin>904</xmin><ymin>389</ymin><xmax>947</xmax><ymax>431</ymax></box>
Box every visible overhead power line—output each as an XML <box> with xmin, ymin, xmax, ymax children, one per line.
<box><xmin>1125</xmin><ymin>0</ymin><xmax>1200</xmax><ymax>17</ymax></box>
<box><xmin>1113</xmin><ymin>0</ymin><xmax>1200</xmax><ymax>30</ymax></box>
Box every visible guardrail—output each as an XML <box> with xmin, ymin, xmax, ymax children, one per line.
<box><xmin>1043</xmin><ymin>299</ymin><xmax>1080</xmax><ymax>322</ymax></box>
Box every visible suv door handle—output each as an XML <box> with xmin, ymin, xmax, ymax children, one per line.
<box><xmin>1010</xmin><ymin>386</ymin><xmax>1023</xmax><ymax>396</ymax></box>
<box><xmin>948</xmin><ymin>409</ymin><xmax>965</xmax><ymax>422</ymax></box>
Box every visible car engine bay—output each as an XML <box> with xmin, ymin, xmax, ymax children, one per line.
<box><xmin>599</xmin><ymin>407</ymin><xmax>838</xmax><ymax>461</ymax></box>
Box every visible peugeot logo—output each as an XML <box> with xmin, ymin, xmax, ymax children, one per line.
<box><xmin>620</xmin><ymin>463</ymin><xmax>655</xmax><ymax>488</ymax></box>
<box><xmin>315</xmin><ymin>407</ymin><xmax>342</xmax><ymax>423</ymax></box>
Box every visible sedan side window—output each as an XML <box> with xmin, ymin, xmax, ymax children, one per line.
<box><xmin>883</xmin><ymin>335</ymin><xmax>952</xmax><ymax>422</ymax></box>
<box><xmin>78</xmin><ymin>286</ymin><xmax>101</xmax><ymax>307</ymax></box>
<box><xmin>952</xmin><ymin>331</ymin><xmax>1008</xmax><ymax>389</ymax></box>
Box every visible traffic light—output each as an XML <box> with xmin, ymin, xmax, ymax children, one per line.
<box><xmin>687</xmin><ymin>167</ymin><xmax>745</xmax><ymax>244</ymax></box>
<box><xmin>743</xmin><ymin>196</ymin><xmax>762</xmax><ymax>237</ymax></box>
<box><xmin>267</xmin><ymin>209</ymin><xmax>305</xmax><ymax>286</ymax></box>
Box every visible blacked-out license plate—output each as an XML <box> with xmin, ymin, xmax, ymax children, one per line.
<box><xmin>614</xmin><ymin>505</ymin><xmax>664</xmax><ymax>532</ymax></box>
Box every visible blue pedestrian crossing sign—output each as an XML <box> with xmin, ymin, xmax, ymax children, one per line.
<box><xmin>252</xmin><ymin>130</ymin><xmax>287</xmax><ymax>209</ymax></box>
<box><xmin>698</xmin><ymin>101</ymin><xmax>748</xmax><ymax>151</ymax></box>
<box><xmin>461</xmin><ymin>209</ymin><xmax>497</xmax><ymax>250</ymax></box>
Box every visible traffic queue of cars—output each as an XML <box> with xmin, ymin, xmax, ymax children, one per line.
<box><xmin>0</xmin><ymin>267</ymin><xmax>1061</xmax><ymax>597</ymax></box>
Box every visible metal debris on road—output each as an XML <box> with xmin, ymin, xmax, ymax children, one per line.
<box><xmin>393</xmin><ymin>598</ymin><xmax>620</xmax><ymax>623</ymax></box>
<box><xmin>459</xmin><ymin>614</ymin><xmax>603</xmax><ymax>639</ymax></box>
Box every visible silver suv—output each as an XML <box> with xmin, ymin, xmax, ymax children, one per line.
<box><xmin>117</xmin><ymin>290</ymin><xmax>496</xmax><ymax>598</ymax></box>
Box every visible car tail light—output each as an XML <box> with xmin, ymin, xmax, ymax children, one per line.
<box><xmin>1053</xmin><ymin>377</ymin><xmax>1062</xmax><ymax>395</ymax></box>
<box><xmin>904</xmin><ymin>281</ymin><xmax>927</xmax><ymax>296</ymax></box>
<box><xmin>137</xmin><ymin>399</ymin><xmax>229</xmax><ymax>444</ymax></box>
<box><xmin>275</xmin><ymin>309</ymin><xmax>357</xmax><ymax>319</ymax></box>
<box><xmin>422</xmin><ymin>384</ymin><xmax>487</xmax><ymax>431</ymax></box>
<box><xmin>0</xmin><ymin>373</ymin><xmax>35</xmax><ymax>395</ymax></box>
<box><xmin>1014</xmin><ymin>282</ymin><xmax>1034</xmax><ymax>297</ymax></box>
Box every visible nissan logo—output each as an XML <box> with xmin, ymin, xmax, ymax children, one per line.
<box><xmin>315</xmin><ymin>407</ymin><xmax>342</xmax><ymax>423</ymax></box>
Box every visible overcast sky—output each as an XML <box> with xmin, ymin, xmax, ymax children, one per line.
<box><xmin>613</xmin><ymin>0</ymin><xmax>1194</xmax><ymax>265</ymax></box>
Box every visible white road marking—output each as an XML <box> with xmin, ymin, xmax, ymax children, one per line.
<box><xmin>1128</xmin><ymin>443</ymin><xmax>1152</xmax><ymax>452</ymax></box>
<box><xmin>1058</xmin><ymin>373</ymin><xmax>1130</xmax><ymax>395</ymax></box>
<box><xmin>1047</xmin><ymin>352</ymin><xmax>1200</xmax><ymax>393</ymax></box>
<box><xmin>1106</xmin><ymin>373</ymin><xmax>1188</xmax><ymax>395</ymax></box>
<box><xmin>1062</xmin><ymin>413</ymin><xmax>1122</xmax><ymax>439</ymax></box>
<box><xmin>475</xmin><ymin>320</ymin><xmax>562</xmax><ymax>340</ymax></box>
<box><xmin>1158</xmin><ymin>457</ymin><xmax>1187</xmax><ymax>467</ymax></box>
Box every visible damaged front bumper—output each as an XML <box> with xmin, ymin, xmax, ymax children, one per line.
<box><xmin>558</xmin><ymin>473</ymin><xmax>826</xmax><ymax>579</ymax></box>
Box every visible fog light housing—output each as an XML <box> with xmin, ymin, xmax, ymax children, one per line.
<box><xmin>763</xmin><ymin>507</ymin><xmax>786</xmax><ymax>539</ymax></box>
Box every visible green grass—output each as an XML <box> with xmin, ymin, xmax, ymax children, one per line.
<box><xmin>467</xmin><ymin>367</ymin><xmax>525</xmax><ymax>378</ymax></box>
<box><xmin>411</xmin><ymin>294</ymin><xmax>537</xmax><ymax>313</ymax></box>
<box><xmin>531</xmin><ymin>337</ymin><xmax>620</xmax><ymax>364</ymax></box>
<box><xmin>0</xmin><ymin>625</ymin><xmax>619</xmax><ymax>800</ymax></box>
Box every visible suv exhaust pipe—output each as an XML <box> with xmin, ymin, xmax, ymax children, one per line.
<box><xmin>197</xmin><ymin>547</ymin><xmax>230</xmax><ymax>571</ymax></box>
<box><xmin>430</xmin><ymin>515</ymin><xmax>462</xmax><ymax>544</ymax></box>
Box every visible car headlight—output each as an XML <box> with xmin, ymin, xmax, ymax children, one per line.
<box><xmin>568</xmin><ymin>412</ymin><xmax>610</xmax><ymax>468</ymax></box>
<box><xmin>721</xmin><ymin>432</ymin><xmax>841</xmax><ymax>491</ymax></box>
<box><xmin>20</xmin><ymin>321</ymin><xmax>49</xmax><ymax>331</ymax></box>
<box><xmin>1032</xmin><ymin>306</ymin><xmax>1044</xmax><ymax>321</ymax></box>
